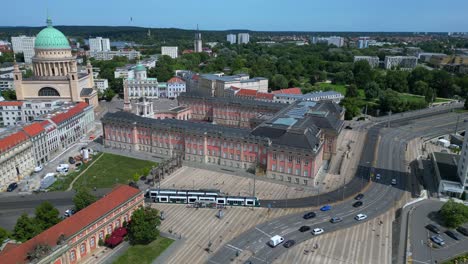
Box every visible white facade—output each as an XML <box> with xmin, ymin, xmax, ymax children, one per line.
<box><xmin>89</xmin><ymin>50</ymin><xmax>140</xmax><ymax>61</ymax></box>
<box><xmin>227</xmin><ymin>34</ymin><xmax>236</xmax><ymax>44</ymax></box>
<box><xmin>358</xmin><ymin>37</ymin><xmax>370</xmax><ymax>49</ymax></box>
<box><xmin>0</xmin><ymin>132</ymin><xmax>34</xmax><ymax>191</ymax></box>
<box><xmin>114</xmin><ymin>67</ymin><xmax>134</xmax><ymax>79</ymax></box>
<box><xmin>384</xmin><ymin>56</ymin><xmax>418</xmax><ymax>70</ymax></box>
<box><xmin>124</xmin><ymin>66</ymin><xmax>167</xmax><ymax>99</ymax></box>
<box><xmin>0</xmin><ymin>78</ymin><xmax>14</xmax><ymax>91</ymax></box>
<box><xmin>161</xmin><ymin>46</ymin><xmax>178</xmax><ymax>59</ymax></box>
<box><xmin>0</xmin><ymin>101</ymin><xmax>63</xmax><ymax>127</ymax></box>
<box><xmin>94</xmin><ymin>79</ymin><xmax>109</xmax><ymax>92</ymax></box>
<box><xmin>167</xmin><ymin>77</ymin><xmax>186</xmax><ymax>98</ymax></box>
<box><xmin>89</xmin><ymin>37</ymin><xmax>111</xmax><ymax>52</ymax></box>
<box><xmin>354</xmin><ymin>56</ymin><xmax>380</xmax><ymax>68</ymax></box>
<box><xmin>311</xmin><ymin>36</ymin><xmax>344</xmax><ymax>47</ymax></box>
<box><xmin>457</xmin><ymin>121</ymin><xmax>468</xmax><ymax>189</ymax></box>
<box><xmin>194</xmin><ymin>32</ymin><xmax>202</xmax><ymax>53</ymax></box>
<box><xmin>273</xmin><ymin>91</ymin><xmax>344</xmax><ymax>104</ymax></box>
<box><xmin>237</xmin><ymin>33</ymin><xmax>250</xmax><ymax>44</ymax></box>
<box><xmin>198</xmin><ymin>74</ymin><xmax>268</xmax><ymax>97</ymax></box>
<box><xmin>11</xmin><ymin>36</ymin><xmax>36</xmax><ymax>63</ymax></box>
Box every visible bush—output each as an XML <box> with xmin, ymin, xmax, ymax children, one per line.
<box><xmin>98</xmin><ymin>238</ymin><xmax>104</xmax><ymax>247</ymax></box>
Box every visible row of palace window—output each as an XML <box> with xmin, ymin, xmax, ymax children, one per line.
<box><xmin>272</xmin><ymin>153</ymin><xmax>309</xmax><ymax>165</ymax></box>
<box><xmin>271</xmin><ymin>174</ymin><xmax>309</xmax><ymax>185</ymax></box>
<box><xmin>271</xmin><ymin>164</ymin><xmax>309</xmax><ymax>177</ymax></box>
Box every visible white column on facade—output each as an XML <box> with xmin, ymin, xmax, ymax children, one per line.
<box><xmin>47</xmin><ymin>63</ymin><xmax>52</xmax><ymax>76</ymax></box>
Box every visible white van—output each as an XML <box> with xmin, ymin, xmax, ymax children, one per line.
<box><xmin>269</xmin><ymin>235</ymin><xmax>285</xmax><ymax>247</ymax></box>
<box><xmin>56</xmin><ymin>164</ymin><xmax>70</xmax><ymax>172</ymax></box>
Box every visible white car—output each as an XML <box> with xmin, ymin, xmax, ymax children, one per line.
<box><xmin>56</xmin><ymin>164</ymin><xmax>70</xmax><ymax>172</ymax></box>
<box><xmin>376</xmin><ymin>174</ymin><xmax>381</xmax><ymax>180</ymax></box>
<box><xmin>391</xmin><ymin>179</ymin><xmax>397</xmax><ymax>185</ymax></box>
<box><xmin>312</xmin><ymin>228</ymin><xmax>324</xmax><ymax>235</ymax></box>
<box><xmin>355</xmin><ymin>214</ymin><xmax>368</xmax><ymax>221</ymax></box>
<box><xmin>34</xmin><ymin>165</ymin><xmax>43</xmax><ymax>172</ymax></box>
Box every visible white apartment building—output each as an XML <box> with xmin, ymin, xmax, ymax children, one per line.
<box><xmin>384</xmin><ymin>56</ymin><xmax>418</xmax><ymax>70</ymax></box>
<box><xmin>167</xmin><ymin>76</ymin><xmax>186</xmax><ymax>98</ymax></box>
<box><xmin>94</xmin><ymin>79</ymin><xmax>109</xmax><ymax>92</ymax></box>
<box><xmin>11</xmin><ymin>36</ymin><xmax>36</xmax><ymax>63</ymax></box>
<box><xmin>358</xmin><ymin>37</ymin><xmax>370</xmax><ymax>49</ymax></box>
<box><xmin>161</xmin><ymin>46</ymin><xmax>178</xmax><ymax>59</ymax></box>
<box><xmin>124</xmin><ymin>64</ymin><xmax>167</xmax><ymax>100</ymax></box>
<box><xmin>227</xmin><ymin>34</ymin><xmax>236</xmax><ymax>44</ymax></box>
<box><xmin>89</xmin><ymin>50</ymin><xmax>140</xmax><ymax>61</ymax></box>
<box><xmin>457</xmin><ymin>121</ymin><xmax>468</xmax><ymax>190</ymax></box>
<box><xmin>0</xmin><ymin>78</ymin><xmax>14</xmax><ymax>91</ymax></box>
<box><xmin>354</xmin><ymin>56</ymin><xmax>380</xmax><ymax>68</ymax></box>
<box><xmin>114</xmin><ymin>66</ymin><xmax>135</xmax><ymax>79</ymax></box>
<box><xmin>0</xmin><ymin>100</ymin><xmax>63</xmax><ymax>127</ymax></box>
<box><xmin>311</xmin><ymin>36</ymin><xmax>344</xmax><ymax>47</ymax></box>
<box><xmin>237</xmin><ymin>33</ymin><xmax>250</xmax><ymax>44</ymax></box>
<box><xmin>23</xmin><ymin>122</ymin><xmax>49</xmax><ymax>166</ymax></box>
<box><xmin>89</xmin><ymin>37</ymin><xmax>111</xmax><ymax>52</ymax></box>
<box><xmin>198</xmin><ymin>73</ymin><xmax>268</xmax><ymax>97</ymax></box>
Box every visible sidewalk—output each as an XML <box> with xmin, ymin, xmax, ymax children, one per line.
<box><xmin>152</xmin><ymin>232</ymin><xmax>183</xmax><ymax>264</ymax></box>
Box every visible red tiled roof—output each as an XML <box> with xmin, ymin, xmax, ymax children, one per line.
<box><xmin>271</xmin><ymin>88</ymin><xmax>302</xmax><ymax>95</ymax></box>
<box><xmin>236</xmin><ymin>89</ymin><xmax>258</xmax><ymax>97</ymax></box>
<box><xmin>40</xmin><ymin>120</ymin><xmax>56</xmax><ymax>132</ymax></box>
<box><xmin>167</xmin><ymin>76</ymin><xmax>185</xmax><ymax>84</ymax></box>
<box><xmin>192</xmin><ymin>74</ymin><xmax>199</xmax><ymax>80</ymax></box>
<box><xmin>0</xmin><ymin>101</ymin><xmax>23</xmax><ymax>107</ymax></box>
<box><xmin>51</xmin><ymin>102</ymin><xmax>88</xmax><ymax>125</ymax></box>
<box><xmin>0</xmin><ymin>185</ymin><xmax>142</xmax><ymax>264</ymax></box>
<box><xmin>22</xmin><ymin>123</ymin><xmax>45</xmax><ymax>137</ymax></box>
<box><xmin>256</xmin><ymin>93</ymin><xmax>274</xmax><ymax>100</ymax></box>
<box><xmin>0</xmin><ymin>131</ymin><xmax>29</xmax><ymax>153</ymax></box>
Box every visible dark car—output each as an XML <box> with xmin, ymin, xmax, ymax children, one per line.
<box><xmin>425</xmin><ymin>224</ymin><xmax>441</xmax><ymax>234</ymax></box>
<box><xmin>303</xmin><ymin>212</ymin><xmax>316</xmax><ymax>219</ymax></box>
<box><xmin>445</xmin><ymin>230</ymin><xmax>460</xmax><ymax>240</ymax></box>
<box><xmin>330</xmin><ymin>217</ymin><xmax>343</xmax><ymax>223</ymax></box>
<box><xmin>283</xmin><ymin>240</ymin><xmax>296</xmax><ymax>248</ymax></box>
<box><xmin>7</xmin><ymin>182</ymin><xmax>18</xmax><ymax>192</ymax></box>
<box><xmin>299</xmin><ymin>226</ymin><xmax>311</xmax><ymax>232</ymax></box>
<box><xmin>354</xmin><ymin>193</ymin><xmax>364</xmax><ymax>200</ymax></box>
<box><xmin>457</xmin><ymin>226</ymin><xmax>468</xmax><ymax>236</ymax></box>
<box><xmin>345</xmin><ymin>125</ymin><xmax>353</xmax><ymax>130</ymax></box>
<box><xmin>68</xmin><ymin>157</ymin><xmax>76</xmax><ymax>164</ymax></box>
<box><xmin>352</xmin><ymin>201</ymin><xmax>363</xmax><ymax>207</ymax></box>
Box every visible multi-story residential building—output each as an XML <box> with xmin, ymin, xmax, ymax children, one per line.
<box><xmin>0</xmin><ymin>100</ymin><xmax>62</xmax><ymax>127</ymax></box>
<box><xmin>167</xmin><ymin>76</ymin><xmax>186</xmax><ymax>98</ymax></box>
<box><xmin>457</xmin><ymin>122</ymin><xmax>468</xmax><ymax>190</ymax></box>
<box><xmin>354</xmin><ymin>56</ymin><xmax>380</xmax><ymax>68</ymax></box>
<box><xmin>94</xmin><ymin>78</ymin><xmax>109</xmax><ymax>92</ymax></box>
<box><xmin>311</xmin><ymin>36</ymin><xmax>344</xmax><ymax>47</ymax></box>
<box><xmin>384</xmin><ymin>56</ymin><xmax>418</xmax><ymax>70</ymax></box>
<box><xmin>11</xmin><ymin>36</ymin><xmax>36</xmax><ymax>63</ymax></box>
<box><xmin>0</xmin><ymin>78</ymin><xmax>14</xmax><ymax>91</ymax></box>
<box><xmin>0</xmin><ymin>101</ymin><xmax>23</xmax><ymax>126</ymax></box>
<box><xmin>0</xmin><ymin>185</ymin><xmax>143</xmax><ymax>264</ymax></box>
<box><xmin>198</xmin><ymin>73</ymin><xmax>268</xmax><ymax>97</ymax></box>
<box><xmin>114</xmin><ymin>65</ymin><xmax>135</xmax><ymax>79</ymax></box>
<box><xmin>161</xmin><ymin>46</ymin><xmax>178</xmax><ymax>59</ymax></box>
<box><xmin>89</xmin><ymin>50</ymin><xmax>140</xmax><ymax>61</ymax></box>
<box><xmin>237</xmin><ymin>33</ymin><xmax>250</xmax><ymax>44</ymax></box>
<box><xmin>40</xmin><ymin>120</ymin><xmax>59</xmax><ymax>156</ymax></box>
<box><xmin>419</xmin><ymin>53</ymin><xmax>447</xmax><ymax>62</ymax></box>
<box><xmin>273</xmin><ymin>91</ymin><xmax>344</xmax><ymax>104</ymax></box>
<box><xmin>23</xmin><ymin>122</ymin><xmax>49</xmax><ymax>165</ymax></box>
<box><xmin>88</xmin><ymin>37</ymin><xmax>110</xmax><ymax>52</ymax></box>
<box><xmin>358</xmin><ymin>37</ymin><xmax>370</xmax><ymax>49</ymax></box>
<box><xmin>176</xmin><ymin>70</ymin><xmax>199</xmax><ymax>92</ymax></box>
<box><xmin>0</xmin><ymin>130</ymin><xmax>35</xmax><ymax>190</ymax></box>
<box><xmin>227</xmin><ymin>34</ymin><xmax>236</xmax><ymax>44</ymax></box>
<box><xmin>102</xmin><ymin>98</ymin><xmax>343</xmax><ymax>186</ymax></box>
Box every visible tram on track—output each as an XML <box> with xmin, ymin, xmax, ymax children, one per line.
<box><xmin>145</xmin><ymin>188</ymin><xmax>260</xmax><ymax>207</ymax></box>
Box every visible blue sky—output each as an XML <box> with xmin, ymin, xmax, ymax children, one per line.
<box><xmin>2</xmin><ymin>0</ymin><xmax>467</xmax><ymax>32</ymax></box>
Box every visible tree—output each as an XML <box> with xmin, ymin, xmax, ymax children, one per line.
<box><xmin>431</xmin><ymin>70</ymin><xmax>454</xmax><ymax>98</ymax></box>
<box><xmin>73</xmin><ymin>188</ymin><xmax>97</xmax><ymax>212</ymax></box>
<box><xmin>340</xmin><ymin>98</ymin><xmax>361</xmax><ymax>120</ymax></box>
<box><xmin>439</xmin><ymin>199</ymin><xmax>468</xmax><ymax>228</ymax></box>
<box><xmin>353</xmin><ymin>60</ymin><xmax>372</xmax><ymax>88</ymax></box>
<box><xmin>128</xmin><ymin>207</ymin><xmax>160</xmax><ymax>245</ymax></box>
<box><xmin>0</xmin><ymin>227</ymin><xmax>10</xmax><ymax>243</ymax></box>
<box><xmin>1</xmin><ymin>89</ymin><xmax>16</xmax><ymax>100</ymax></box>
<box><xmin>27</xmin><ymin>244</ymin><xmax>51</xmax><ymax>261</ymax></box>
<box><xmin>408</xmin><ymin>67</ymin><xmax>432</xmax><ymax>93</ymax></box>
<box><xmin>364</xmin><ymin>81</ymin><xmax>380</xmax><ymax>100</ymax></box>
<box><xmin>345</xmin><ymin>84</ymin><xmax>359</xmax><ymax>98</ymax></box>
<box><xmin>13</xmin><ymin>214</ymin><xmax>40</xmax><ymax>242</ymax></box>
<box><xmin>379</xmin><ymin>89</ymin><xmax>405</xmax><ymax>113</ymax></box>
<box><xmin>465</xmin><ymin>95</ymin><xmax>468</xmax><ymax>110</ymax></box>
<box><xmin>34</xmin><ymin>202</ymin><xmax>61</xmax><ymax>230</ymax></box>
<box><xmin>270</xmin><ymin>74</ymin><xmax>288</xmax><ymax>90</ymax></box>
<box><xmin>384</xmin><ymin>70</ymin><xmax>409</xmax><ymax>93</ymax></box>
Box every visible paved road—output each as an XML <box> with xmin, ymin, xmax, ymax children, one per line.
<box><xmin>207</xmin><ymin>110</ymin><xmax>467</xmax><ymax>264</ymax></box>
<box><xmin>408</xmin><ymin>199</ymin><xmax>468</xmax><ymax>264</ymax></box>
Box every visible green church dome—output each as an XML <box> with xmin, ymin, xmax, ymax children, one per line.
<box><xmin>134</xmin><ymin>64</ymin><xmax>146</xmax><ymax>72</ymax></box>
<box><xmin>34</xmin><ymin>18</ymin><xmax>71</xmax><ymax>50</ymax></box>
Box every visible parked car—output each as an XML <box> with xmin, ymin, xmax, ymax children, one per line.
<box><xmin>268</xmin><ymin>235</ymin><xmax>284</xmax><ymax>247</ymax></box>
<box><xmin>303</xmin><ymin>212</ymin><xmax>316</xmax><ymax>219</ymax></box>
<box><xmin>64</xmin><ymin>209</ymin><xmax>75</xmax><ymax>217</ymax></box>
<box><xmin>376</xmin><ymin>174</ymin><xmax>381</xmax><ymax>180</ymax></box>
<box><xmin>6</xmin><ymin>182</ymin><xmax>18</xmax><ymax>192</ymax></box>
<box><xmin>353</xmin><ymin>201</ymin><xmax>363</xmax><ymax>207</ymax></box>
<box><xmin>283</xmin><ymin>240</ymin><xmax>296</xmax><ymax>248</ymax></box>
<box><xmin>425</xmin><ymin>224</ymin><xmax>441</xmax><ymax>234</ymax></box>
<box><xmin>456</xmin><ymin>226</ymin><xmax>468</xmax><ymax>236</ymax></box>
<box><xmin>445</xmin><ymin>230</ymin><xmax>460</xmax><ymax>240</ymax></box>
<box><xmin>330</xmin><ymin>217</ymin><xmax>343</xmax><ymax>223</ymax></box>
<box><xmin>345</xmin><ymin>125</ymin><xmax>352</xmax><ymax>130</ymax></box>
<box><xmin>430</xmin><ymin>235</ymin><xmax>445</xmax><ymax>246</ymax></box>
<box><xmin>299</xmin><ymin>226</ymin><xmax>311</xmax><ymax>232</ymax></box>
<box><xmin>312</xmin><ymin>228</ymin><xmax>324</xmax><ymax>235</ymax></box>
<box><xmin>391</xmin><ymin>178</ymin><xmax>397</xmax><ymax>185</ymax></box>
<box><xmin>354</xmin><ymin>193</ymin><xmax>364</xmax><ymax>200</ymax></box>
<box><xmin>320</xmin><ymin>205</ymin><xmax>332</xmax><ymax>211</ymax></box>
<box><xmin>34</xmin><ymin>165</ymin><xmax>43</xmax><ymax>173</ymax></box>
<box><xmin>68</xmin><ymin>157</ymin><xmax>76</xmax><ymax>164</ymax></box>
<box><xmin>355</xmin><ymin>214</ymin><xmax>367</xmax><ymax>221</ymax></box>
<box><xmin>56</xmin><ymin>164</ymin><xmax>70</xmax><ymax>172</ymax></box>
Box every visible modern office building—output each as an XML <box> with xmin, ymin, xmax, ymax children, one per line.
<box><xmin>354</xmin><ymin>56</ymin><xmax>380</xmax><ymax>68</ymax></box>
<box><xmin>161</xmin><ymin>46</ymin><xmax>178</xmax><ymax>59</ymax></box>
<box><xmin>358</xmin><ymin>37</ymin><xmax>370</xmax><ymax>49</ymax></box>
<box><xmin>89</xmin><ymin>50</ymin><xmax>141</xmax><ymax>61</ymax></box>
<box><xmin>198</xmin><ymin>73</ymin><xmax>268</xmax><ymax>97</ymax></box>
<box><xmin>384</xmin><ymin>56</ymin><xmax>418</xmax><ymax>70</ymax></box>
<box><xmin>227</xmin><ymin>34</ymin><xmax>236</xmax><ymax>44</ymax></box>
<box><xmin>14</xmin><ymin>18</ymin><xmax>98</xmax><ymax>108</ymax></box>
<box><xmin>0</xmin><ymin>100</ymin><xmax>62</xmax><ymax>127</ymax></box>
<box><xmin>237</xmin><ymin>33</ymin><xmax>250</xmax><ymax>44</ymax></box>
<box><xmin>94</xmin><ymin>78</ymin><xmax>109</xmax><ymax>92</ymax></box>
<box><xmin>89</xmin><ymin>37</ymin><xmax>111</xmax><ymax>52</ymax></box>
<box><xmin>11</xmin><ymin>36</ymin><xmax>36</xmax><ymax>63</ymax></box>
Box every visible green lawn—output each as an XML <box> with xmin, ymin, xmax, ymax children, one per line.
<box><xmin>399</xmin><ymin>93</ymin><xmax>426</xmax><ymax>103</ymax></box>
<box><xmin>113</xmin><ymin>237</ymin><xmax>174</xmax><ymax>264</ymax></box>
<box><xmin>316</xmin><ymin>83</ymin><xmax>365</xmax><ymax>98</ymax></box>
<box><xmin>73</xmin><ymin>153</ymin><xmax>157</xmax><ymax>189</ymax></box>
<box><xmin>434</xmin><ymin>97</ymin><xmax>453</xmax><ymax>103</ymax></box>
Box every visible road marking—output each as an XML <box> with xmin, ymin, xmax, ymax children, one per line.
<box><xmin>255</xmin><ymin>227</ymin><xmax>272</xmax><ymax>238</ymax></box>
<box><xmin>225</xmin><ymin>244</ymin><xmax>243</xmax><ymax>252</ymax></box>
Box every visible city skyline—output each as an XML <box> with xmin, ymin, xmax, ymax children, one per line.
<box><xmin>2</xmin><ymin>0</ymin><xmax>468</xmax><ymax>32</ymax></box>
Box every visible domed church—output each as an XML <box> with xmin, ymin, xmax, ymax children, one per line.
<box><xmin>14</xmin><ymin>17</ymin><xmax>98</xmax><ymax>108</ymax></box>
